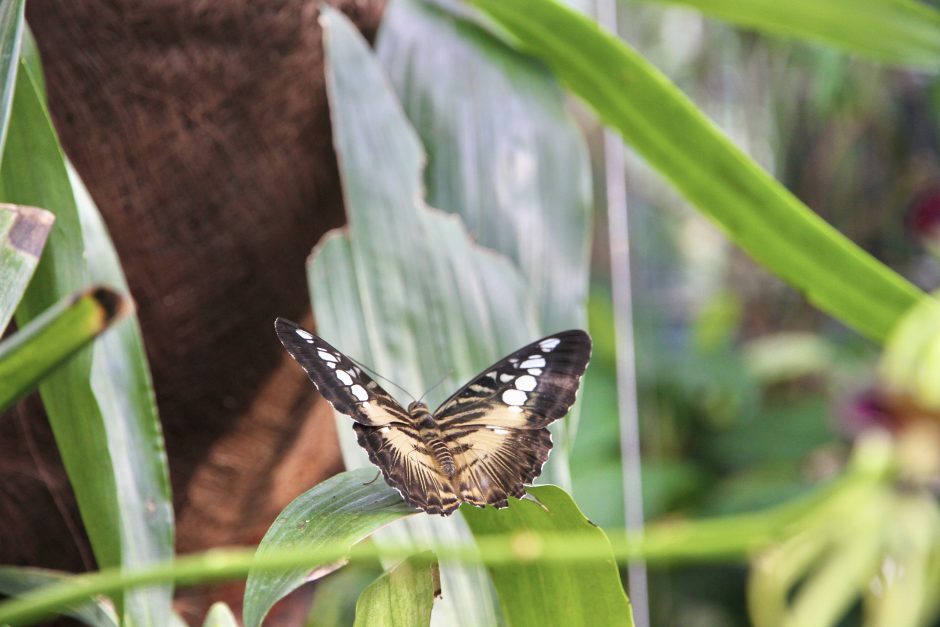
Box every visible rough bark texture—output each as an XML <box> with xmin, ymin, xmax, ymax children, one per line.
<box><xmin>1</xmin><ymin>0</ymin><xmax>386</xmax><ymax>621</ymax></box>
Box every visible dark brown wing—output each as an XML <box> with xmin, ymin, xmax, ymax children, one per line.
<box><xmin>274</xmin><ymin>318</ymin><xmax>409</xmax><ymax>427</ymax></box>
<box><xmin>433</xmin><ymin>330</ymin><xmax>591</xmax><ymax>508</ymax></box>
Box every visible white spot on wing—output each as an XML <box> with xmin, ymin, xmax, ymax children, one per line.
<box><xmin>317</xmin><ymin>350</ymin><xmax>338</xmax><ymax>363</ymax></box>
<box><xmin>296</xmin><ymin>329</ymin><xmax>313</xmax><ymax>340</ymax></box>
<box><xmin>520</xmin><ymin>356</ymin><xmax>546</xmax><ymax>369</ymax></box>
<box><xmin>539</xmin><ymin>338</ymin><xmax>561</xmax><ymax>352</ymax></box>
<box><xmin>499</xmin><ymin>373</ymin><xmax>515</xmax><ymax>383</ymax></box>
<box><xmin>515</xmin><ymin>375</ymin><xmax>537</xmax><ymax>391</ymax></box>
<box><xmin>487</xmin><ymin>426</ymin><xmax>510</xmax><ymax>435</ymax></box>
<box><xmin>327</xmin><ymin>362</ymin><xmax>337</xmax><ymax>369</ymax></box>
<box><xmin>350</xmin><ymin>384</ymin><xmax>369</xmax><ymax>401</ymax></box>
<box><xmin>335</xmin><ymin>370</ymin><xmax>353</xmax><ymax>386</ymax></box>
<box><xmin>502</xmin><ymin>389</ymin><xmax>527</xmax><ymax>406</ymax></box>
<box><xmin>528</xmin><ymin>368</ymin><xmax>542</xmax><ymax>376</ymax></box>
<box><xmin>508</xmin><ymin>406</ymin><xmax>523</xmax><ymax>413</ymax></box>
<box><xmin>485</xmin><ymin>370</ymin><xmax>497</xmax><ymax>380</ymax></box>
<box><xmin>379</xmin><ymin>425</ymin><xmax>390</xmax><ymax>433</ymax></box>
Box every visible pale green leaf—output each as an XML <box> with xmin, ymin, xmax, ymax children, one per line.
<box><xmin>375</xmin><ymin>0</ymin><xmax>592</xmax><ymax>480</ymax></box>
<box><xmin>353</xmin><ymin>553</ymin><xmax>439</xmax><ymax>627</ymax></box>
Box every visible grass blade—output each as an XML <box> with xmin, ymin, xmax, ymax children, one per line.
<box><xmin>0</xmin><ymin>203</ymin><xmax>53</xmax><ymax>334</ymax></box>
<box><xmin>0</xmin><ymin>61</ymin><xmax>174</xmax><ymax>625</ymax></box>
<box><xmin>0</xmin><ymin>286</ymin><xmax>128</xmax><ymax>412</ymax></box>
<box><xmin>643</xmin><ymin>0</ymin><xmax>940</xmax><ymax>70</ymax></box>
<box><xmin>353</xmin><ymin>553</ymin><xmax>440</xmax><ymax>627</ymax></box>
<box><xmin>242</xmin><ymin>468</ymin><xmax>417</xmax><ymax>627</ymax></box>
<box><xmin>469</xmin><ymin>0</ymin><xmax>924</xmax><ymax>342</ymax></box>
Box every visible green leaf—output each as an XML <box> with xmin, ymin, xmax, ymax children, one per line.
<box><xmin>469</xmin><ymin>0</ymin><xmax>924</xmax><ymax>343</ymax></box>
<box><xmin>313</xmin><ymin>6</ymin><xmax>553</xmax><ymax>624</ymax></box>
<box><xmin>202</xmin><ymin>602</ymin><xmax>238</xmax><ymax>627</ymax></box>
<box><xmin>0</xmin><ymin>203</ymin><xmax>53</xmax><ymax>334</ymax></box>
<box><xmin>375</xmin><ymin>0</ymin><xmax>592</xmax><ymax>481</ymax></box>
<box><xmin>242</xmin><ymin>468</ymin><xmax>417</xmax><ymax>627</ymax></box>
<box><xmin>0</xmin><ymin>0</ymin><xmax>24</xmax><ymax>162</ymax></box>
<box><xmin>642</xmin><ymin>0</ymin><xmax>940</xmax><ymax>70</ymax></box>
<box><xmin>0</xmin><ymin>566</ymin><xmax>118</xmax><ymax>627</ymax></box>
<box><xmin>462</xmin><ymin>486</ymin><xmax>634</xmax><ymax>627</ymax></box>
<box><xmin>0</xmin><ymin>286</ymin><xmax>129</xmax><ymax>412</ymax></box>
<box><xmin>0</xmin><ymin>61</ymin><xmax>174</xmax><ymax>625</ymax></box>
<box><xmin>353</xmin><ymin>553</ymin><xmax>440</xmax><ymax>627</ymax></box>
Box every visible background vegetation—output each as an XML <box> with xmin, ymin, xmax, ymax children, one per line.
<box><xmin>1</xmin><ymin>0</ymin><xmax>939</xmax><ymax>625</ymax></box>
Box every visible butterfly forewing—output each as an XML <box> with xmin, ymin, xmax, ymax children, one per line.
<box><xmin>274</xmin><ymin>318</ymin><xmax>409</xmax><ymax>427</ymax></box>
<box><xmin>433</xmin><ymin>330</ymin><xmax>591</xmax><ymax>508</ymax></box>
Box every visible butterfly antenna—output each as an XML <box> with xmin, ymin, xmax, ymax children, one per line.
<box><xmin>418</xmin><ymin>370</ymin><xmax>454</xmax><ymax>405</ymax></box>
<box><xmin>347</xmin><ymin>356</ymin><xmax>418</xmax><ymax>403</ymax></box>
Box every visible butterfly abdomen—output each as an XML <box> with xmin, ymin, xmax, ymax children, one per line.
<box><xmin>408</xmin><ymin>401</ymin><xmax>457</xmax><ymax>477</ymax></box>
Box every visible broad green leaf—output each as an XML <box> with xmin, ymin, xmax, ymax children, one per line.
<box><xmin>0</xmin><ymin>566</ymin><xmax>118</xmax><ymax>627</ymax></box>
<box><xmin>0</xmin><ymin>286</ymin><xmax>129</xmax><ymax>412</ymax></box>
<box><xmin>353</xmin><ymin>553</ymin><xmax>440</xmax><ymax>627</ymax></box>
<box><xmin>0</xmin><ymin>61</ymin><xmax>174</xmax><ymax>625</ymax></box>
<box><xmin>243</xmin><ymin>468</ymin><xmax>417</xmax><ymax>627</ymax></box>
<box><xmin>314</xmin><ymin>6</ymin><xmax>545</xmax><ymax>625</ymax></box>
<box><xmin>0</xmin><ymin>0</ymin><xmax>23</xmax><ymax>162</ymax></box>
<box><xmin>463</xmin><ymin>486</ymin><xmax>633</xmax><ymax>627</ymax></box>
<box><xmin>642</xmin><ymin>0</ymin><xmax>940</xmax><ymax>70</ymax></box>
<box><xmin>470</xmin><ymin>0</ymin><xmax>924</xmax><ymax>343</ymax></box>
<box><xmin>0</xmin><ymin>204</ymin><xmax>53</xmax><ymax>334</ymax></box>
<box><xmin>375</xmin><ymin>0</ymin><xmax>591</xmax><ymax>482</ymax></box>
<box><xmin>202</xmin><ymin>602</ymin><xmax>238</xmax><ymax>627</ymax></box>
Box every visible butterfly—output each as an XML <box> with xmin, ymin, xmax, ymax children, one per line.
<box><xmin>275</xmin><ymin>318</ymin><xmax>591</xmax><ymax>516</ymax></box>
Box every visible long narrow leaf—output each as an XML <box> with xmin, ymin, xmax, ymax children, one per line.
<box><xmin>0</xmin><ymin>286</ymin><xmax>129</xmax><ymax>412</ymax></box>
<box><xmin>0</xmin><ymin>0</ymin><xmax>23</xmax><ymax>162</ymax></box>
<box><xmin>0</xmin><ymin>203</ymin><xmax>53</xmax><ymax>334</ymax></box>
<box><xmin>0</xmin><ymin>61</ymin><xmax>174</xmax><ymax>625</ymax></box>
<box><xmin>643</xmin><ymin>0</ymin><xmax>940</xmax><ymax>70</ymax></box>
<box><xmin>470</xmin><ymin>0</ymin><xmax>924</xmax><ymax>342</ymax></box>
<box><xmin>242</xmin><ymin>468</ymin><xmax>417</xmax><ymax>627</ymax></box>
<box><xmin>353</xmin><ymin>553</ymin><xmax>440</xmax><ymax>627</ymax></box>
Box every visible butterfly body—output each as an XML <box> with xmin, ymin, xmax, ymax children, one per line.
<box><xmin>275</xmin><ymin>318</ymin><xmax>591</xmax><ymax>516</ymax></box>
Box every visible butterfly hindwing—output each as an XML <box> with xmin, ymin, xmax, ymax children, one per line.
<box><xmin>274</xmin><ymin>318</ymin><xmax>409</xmax><ymax>427</ymax></box>
<box><xmin>353</xmin><ymin>423</ymin><xmax>460</xmax><ymax>515</ymax></box>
